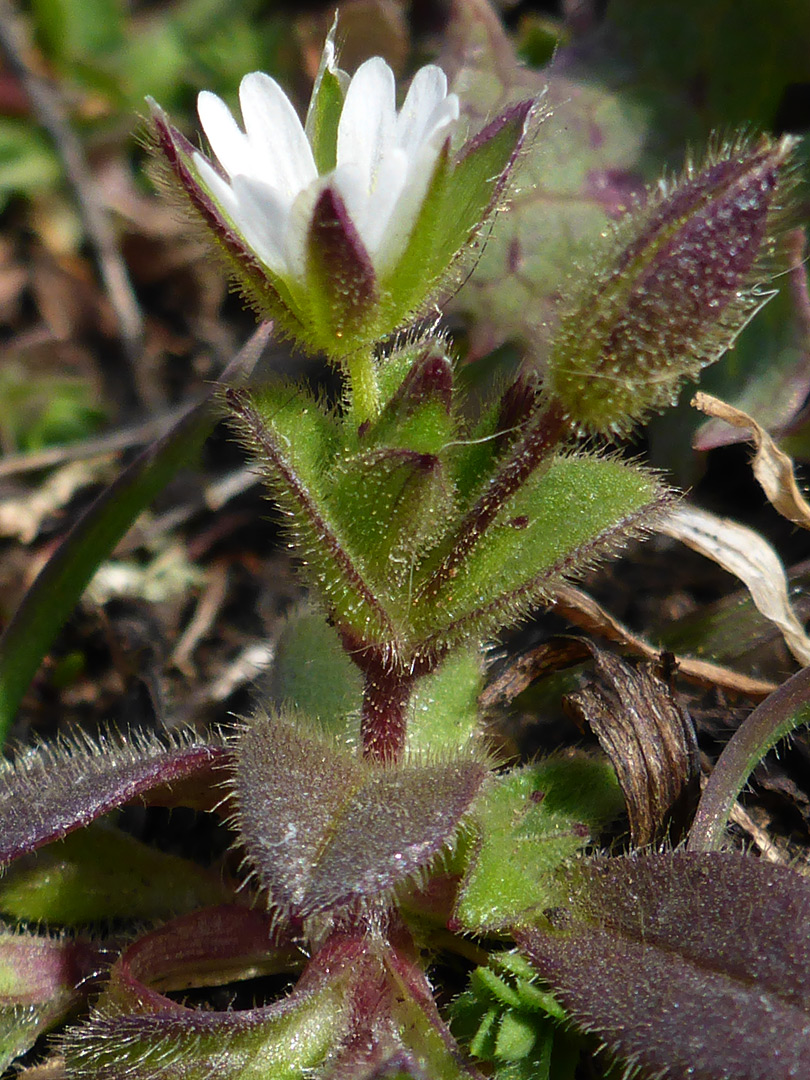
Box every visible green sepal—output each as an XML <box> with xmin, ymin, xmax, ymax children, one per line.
<box><xmin>0</xmin><ymin>819</ymin><xmax>230</xmax><ymax>924</ymax></box>
<box><xmin>147</xmin><ymin>104</ymin><xmax>311</xmax><ymax>346</ymax></box>
<box><xmin>379</xmin><ymin>100</ymin><xmax>535</xmax><ymax>326</ymax></box>
<box><xmin>413</xmin><ymin>453</ymin><xmax>665</xmax><ymax>651</ymax></box>
<box><xmin>454</xmin><ymin>754</ymin><xmax>623</xmax><ymax>932</ymax></box>
<box><xmin>304</xmin><ymin>186</ymin><xmax>378</xmax><ymax>356</ymax></box>
<box><xmin>304</xmin><ymin>21</ymin><xmax>347</xmax><ymax>174</ymax></box>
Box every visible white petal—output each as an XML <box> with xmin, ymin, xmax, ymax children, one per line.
<box><xmin>421</xmin><ymin>94</ymin><xmax>460</xmax><ymax>148</ymax></box>
<box><xmin>337</xmin><ymin>57</ymin><xmax>397</xmax><ymax>195</ymax></box>
<box><xmin>229</xmin><ymin>174</ymin><xmax>292</xmax><ymax>276</ymax></box>
<box><xmin>193</xmin><ymin>152</ymin><xmax>241</xmax><ymax>219</ymax></box>
<box><xmin>239</xmin><ymin>72</ymin><xmax>317</xmax><ymax>199</ymax></box>
<box><xmin>283</xmin><ymin>181</ymin><xmax>323</xmax><ymax>285</ymax></box>
<box><xmin>197</xmin><ymin>91</ymin><xmax>253</xmax><ymax>178</ymax></box>
<box><xmin>330</xmin><ymin>163</ymin><xmax>370</xmax><ymax>243</ymax></box>
<box><xmin>396</xmin><ymin>65</ymin><xmax>448</xmax><ymax>155</ymax></box>
<box><xmin>357</xmin><ymin>148</ymin><xmax>408</xmax><ymax>255</ymax></box>
<box><xmin>373</xmin><ymin>140</ymin><xmax>445</xmax><ymax>275</ymax></box>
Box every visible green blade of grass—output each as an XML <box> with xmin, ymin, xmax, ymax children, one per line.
<box><xmin>0</xmin><ymin>323</ymin><xmax>272</xmax><ymax>742</ymax></box>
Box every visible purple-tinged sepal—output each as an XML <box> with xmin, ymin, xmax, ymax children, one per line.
<box><xmin>146</xmin><ymin>100</ymin><xmax>309</xmax><ymax>344</ymax></box>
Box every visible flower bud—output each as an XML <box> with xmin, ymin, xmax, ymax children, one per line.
<box><xmin>546</xmin><ymin>134</ymin><xmax>799</xmax><ymax>434</ymax></box>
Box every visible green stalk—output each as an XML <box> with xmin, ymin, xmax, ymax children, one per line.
<box><xmin>346</xmin><ymin>347</ymin><xmax>380</xmax><ymax>425</ymax></box>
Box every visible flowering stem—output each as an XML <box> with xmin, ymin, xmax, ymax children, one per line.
<box><xmin>346</xmin><ymin>348</ymin><xmax>380</xmax><ymax>425</ymax></box>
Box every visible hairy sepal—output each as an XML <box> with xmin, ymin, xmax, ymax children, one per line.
<box><xmin>145</xmin><ymin>103</ymin><xmax>309</xmax><ymax>345</ymax></box>
<box><xmin>515</xmin><ymin>852</ymin><xmax>810</xmax><ymax>1080</ymax></box>
<box><xmin>0</xmin><ymin>727</ymin><xmax>227</xmax><ymax>866</ymax></box>
<box><xmin>381</xmin><ymin>100</ymin><xmax>539</xmax><ymax>328</ymax></box>
<box><xmin>231</xmin><ymin>707</ymin><xmax>490</xmax><ymax>917</ymax></box>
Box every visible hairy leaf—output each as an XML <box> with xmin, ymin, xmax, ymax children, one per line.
<box><xmin>225</xmin><ymin>386</ymin><xmax>399</xmax><ymax>649</ymax></box>
<box><xmin>0</xmin><ymin>928</ymin><xmax>102</xmax><ymax>1071</ymax></box>
<box><xmin>516</xmin><ymin>852</ymin><xmax>810</xmax><ymax>1080</ymax></box>
<box><xmin>454</xmin><ymin>754</ymin><xmax>622</xmax><ymax>932</ymax></box>
<box><xmin>0</xmin><ymin>727</ymin><xmax>228</xmax><ymax>866</ymax></box>
<box><xmin>413</xmin><ymin>454</ymin><xmax>666</xmax><ymax>655</ymax></box>
<box><xmin>65</xmin><ymin>907</ymin><xmax>347</xmax><ymax>1080</ymax></box>
<box><xmin>233</xmin><ymin>708</ymin><xmax>488</xmax><ymax>916</ymax></box>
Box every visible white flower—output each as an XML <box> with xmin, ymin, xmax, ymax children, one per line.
<box><xmin>191</xmin><ymin>45</ymin><xmax>459</xmax><ymax>285</ymax></box>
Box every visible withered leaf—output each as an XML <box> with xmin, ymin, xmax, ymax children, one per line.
<box><xmin>564</xmin><ymin>649</ymin><xmax>700</xmax><ymax>845</ymax></box>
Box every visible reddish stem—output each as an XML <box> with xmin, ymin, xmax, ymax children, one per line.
<box><xmin>361</xmin><ymin>664</ymin><xmax>415</xmax><ymax>763</ymax></box>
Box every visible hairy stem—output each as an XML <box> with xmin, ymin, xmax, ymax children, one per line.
<box><xmin>361</xmin><ymin>665</ymin><xmax>415</xmax><ymax>762</ymax></box>
<box><xmin>347</xmin><ymin>347</ymin><xmax>380</xmax><ymax>426</ymax></box>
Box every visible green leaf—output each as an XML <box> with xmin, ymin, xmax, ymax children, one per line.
<box><xmin>0</xmin><ymin>819</ymin><xmax>230</xmax><ymax>924</ymax></box>
<box><xmin>405</xmin><ymin>644</ymin><xmax>483</xmax><ymax>755</ymax></box>
<box><xmin>67</xmin><ymin>913</ymin><xmax>348</xmax><ymax>1080</ymax></box>
<box><xmin>226</xmin><ymin>385</ymin><xmax>399</xmax><ymax>647</ymax></box>
<box><xmin>329</xmin><ymin>448</ymin><xmax>452</xmax><ymax>588</ymax></box>
<box><xmin>270</xmin><ymin>608</ymin><xmax>362</xmax><ymax>739</ymax></box>
<box><xmin>414</xmin><ymin>453</ymin><xmax>664</xmax><ymax>651</ymax></box>
<box><xmin>455</xmin><ymin>754</ymin><xmax>622</xmax><ymax>932</ymax></box>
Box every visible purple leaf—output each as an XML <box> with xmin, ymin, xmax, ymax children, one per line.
<box><xmin>66</xmin><ymin>912</ymin><xmax>480</xmax><ymax>1080</ymax></box>
<box><xmin>0</xmin><ymin>727</ymin><xmax>229</xmax><ymax>865</ymax></box>
<box><xmin>516</xmin><ymin>851</ymin><xmax>810</xmax><ymax>1080</ymax></box>
<box><xmin>0</xmin><ymin>929</ymin><xmax>104</xmax><ymax>1070</ymax></box>
<box><xmin>233</xmin><ymin>708</ymin><xmax>489</xmax><ymax>916</ymax></box>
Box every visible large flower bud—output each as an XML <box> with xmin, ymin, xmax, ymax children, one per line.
<box><xmin>546</xmin><ymin>135</ymin><xmax>799</xmax><ymax>434</ymax></box>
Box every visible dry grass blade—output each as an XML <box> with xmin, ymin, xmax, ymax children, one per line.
<box><xmin>549</xmin><ymin>583</ymin><xmax>777</xmax><ymax>698</ymax></box>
